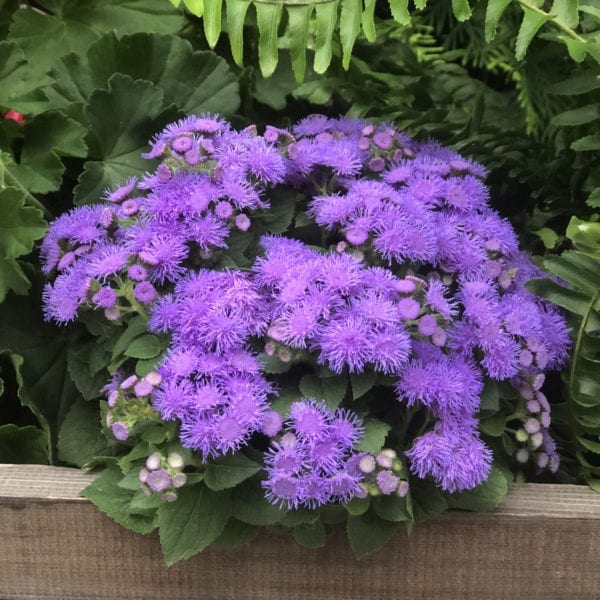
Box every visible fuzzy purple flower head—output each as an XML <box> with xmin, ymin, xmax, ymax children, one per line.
<box><xmin>41</xmin><ymin>113</ymin><xmax>571</xmax><ymax>515</ymax></box>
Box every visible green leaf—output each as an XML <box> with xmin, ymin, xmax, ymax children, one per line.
<box><xmin>446</xmin><ymin>466</ymin><xmax>509</xmax><ymax>512</ymax></box>
<box><xmin>410</xmin><ymin>479</ymin><xmax>448</xmax><ymax>522</ymax></box>
<box><xmin>357</xmin><ymin>419</ymin><xmax>391</xmax><ymax>453</ymax></box>
<box><xmin>0</xmin><ymin>187</ymin><xmax>46</xmax><ymax>300</ymax></box>
<box><xmin>526</xmin><ymin>278</ymin><xmax>592</xmax><ymax>317</ymax></box>
<box><xmin>372</xmin><ymin>494</ymin><xmax>412</xmax><ymax>522</ymax></box>
<box><xmin>548</xmin><ymin>69</ymin><xmax>600</xmax><ymax>95</ymax></box>
<box><xmin>212</xmin><ymin>518</ymin><xmax>259</xmax><ymax>547</ymax></box>
<box><xmin>67</xmin><ymin>337</ymin><xmax>110</xmax><ymax>400</ymax></box>
<box><xmin>362</xmin><ymin>0</ymin><xmax>377</xmax><ymax>42</ymax></box>
<box><xmin>533</xmin><ymin>227</ymin><xmax>560</xmax><ymax>249</ymax></box>
<box><xmin>8</xmin><ymin>0</ymin><xmax>185</xmax><ymax>79</ymax></box>
<box><xmin>204</xmin><ymin>454</ymin><xmax>262</xmax><ymax>491</ymax></box>
<box><xmin>49</xmin><ymin>33</ymin><xmax>239</xmax><ymax>118</ymax></box>
<box><xmin>75</xmin><ymin>74</ymin><xmax>169</xmax><ymax>205</ymax></box>
<box><xmin>256</xmin><ymin>2</ymin><xmax>283</xmax><ymax>78</ymax></box>
<box><xmin>227</xmin><ymin>0</ymin><xmax>251</xmax><ymax>66</ymax></box>
<box><xmin>347</xmin><ymin>510</ymin><xmax>400</xmax><ymax>558</ymax></box>
<box><xmin>314</xmin><ymin>2</ymin><xmax>338</xmax><ymax>74</ymax></box>
<box><xmin>232</xmin><ymin>479</ymin><xmax>287</xmax><ymax>525</ymax></box>
<box><xmin>0</xmin><ymin>187</ymin><xmax>46</xmax><ymax>258</ymax></box>
<box><xmin>344</xmin><ymin>496</ymin><xmax>370</xmax><ymax>516</ymax></box>
<box><xmin>515</xmin><ymin>5</ymin><xmax>552</xmax><ymax>61</ymax></box>
<box><xmin>258</xmin><ymin>188</ymin><xmax>297</xmax><ymax>233</ymax></box>
<box><xmin>57</xmin><ymin>399</ymin><xmax>107</xmax><ymax>467</ymax></box>
<box><xmin>124</xmin><ymin>334</ymin><xmax>162</xmax><ymax>360</ymax></box>
<box><xmin>111</xmin><ymin>316</ymin><xmax>147</xmax><ymax>359</ymax></box>
<box><xmin>0</xmin><ymin>41</ymin><xmax>49</xmax><ymax>114</ymax></box>
<box><xmin>203</xmin><ymin>0</ymin><xmax>223</xmax><ymax>48</ymax></box>
<box><xmin>299</xmin><ymin>373</ymin><xmax>347</xmax><ymax>409</ymax></box>
<box><xmin>550</xmin><ymin>0</ymin><xmax>579</xmax><ymax>28</ymax></box>
<box><xmin>293</xmin><ymin>520</ymin><xmax>326</xmax><ymax>548</ymax></box>
<box><xmin>479</xmin><ymin>413</ymin><xmax>506</xmax><ymax>437</ymax></box>
<box><xmin>566</xmin><ymin>217</ymin><xmax>600</xmax><ymax>258</ymax></box>
<box><xmin>571</xmin><ymin>135</ymin><xmax>600</xmax><ymax>151</ymax></box>
<box><xmin>388</xmin><ymin>0</ymin><xmax>410</xmax><ymax>25</ymax></box>
<box><xmin>485</xmin><ymin>0</ymin><xmax>512</xmax><ymax>42</ymax></box>
<box><xmin>552</xmin><ymin>104</ymin><xmax>600</xmax><ymax>127</ymax></box>
<box><xmin>158</xmin><ymin>484</ymin><xmax>231</xmax><ymax>565</ymax></box>
<box><xmin>0</xmin><ymin>279</ymin><xmax>79</xmax><ymax>461</ymax></box>
<box><xmin>0</xmin><ymin>424</ymin><xmax>48</xmax><ymax>463</ymax></box>
<box><xmin>340</xmin><ymin>0</ymin><xmax>362</xmax><ymax>70</ymax></box>
<box><xmin>350</xmin><ymin>371</ymin><xmax>377</xmax><ymax>400</ymax></box>
<box><xmin>82</xmin><ymin>465</ymin><xmax>156</xmax><ymax>535</ymax></box>
<box><xmin>184</xmin><ymin>0</ymin><xmax>204</xmax><ymax>16</ymax></box>
<box><xmin>479</xmin><ymin>379</ymin><xmax>499</xmax><ymax>413</ymax></box>
<box><xmin>0</xmin><ymin>257</ymin><xmax>29</xmax><ymax>301</ymax></box>
<box><xmin>543</xmin><ymin>251</ymin><xmax>600</xmax><ymax>296</ymax></box>
<box><xmin>452</xmin><ymin>0</ymin><xmax>471</xmax><ymax>21</ymax></box>
<box><xmin>287</xmin><ymin>4</ymin><xmax>312</xmax><ymax>84</ymax></box>
<box><xmin>6</xmin><ymin>112</ymin><xmax>88</xmax><ymax>195</ymax></box>
<box><xmin>280</xmin><ymin>507</ymin><xmax>321</xmax><ymax>526</ymax></box>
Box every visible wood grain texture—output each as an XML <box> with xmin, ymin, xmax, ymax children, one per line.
<box><xmin>1</xmin><ymin>465</ymin><xmax>600</xmax><ymax>599</ymax></box>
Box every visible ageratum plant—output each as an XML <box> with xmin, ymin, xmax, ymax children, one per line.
<box><xmin>41</xmin><ymin>114</ymin><xmax>570</xmax><ymax>563</ymax></box>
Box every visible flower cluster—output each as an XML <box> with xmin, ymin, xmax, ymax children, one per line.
<box><xmin>255</xmin><ymin>236</ymin><xmax>411</xmax><ymax>375</ymax></box>
<box><xmin>356</xmin><ymin>449</ymin><xmax>410</xmax><ymax>497</ymax></box>
<box><xmin>151</xmin><ymin>270</ymin><xmax>272</xmax><ymax>458</ymax></box>
<box><xmin>42</xmin><ymin>113</ymin><xmax>571</xmax><ymax>508</ymax></box>
<box><xmin>262</xmin><ymin>400</ymin><xmax>365</xmax><ymax>508</ymax></box>
<box><xmin>139</xmin><ymin>451</ymin><xmax>188</xmax><ymax>502</ymax></box>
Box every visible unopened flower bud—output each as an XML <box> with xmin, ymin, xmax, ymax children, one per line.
<box><xmin>515</xmin><ymin>448</ymin><xmax>529</xmax><ymax>464</ymax></box>
<box><xmin>171</xmin><ymin>473</ymin><xmax>187</xmax><ymax>488</ymax></box>
<box><xmin>161</xmin><ymin>491</ymin><xmax>178</xmax><ymax>502</ymax></box>
<box><xmin>515</xmin><ymin>429</ymin><xmax>529</xmax><ymax>443</ymax></box>
<box><xmin>146</xmin><ymin>453</ymin><xmax>161</xmax><ymax>471</ymax></box>
<box><xmin>167</xmin><ymin>452</ymin><xmax>184</xmax><ymax>470</ymax></box>
<box><xmin>359</xmin><ymin>455</ymin><xmax>376</xmax><ymax>474</ymax></box>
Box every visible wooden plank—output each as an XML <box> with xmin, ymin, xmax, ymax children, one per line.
<box><xmin>1</xmin><ymin>465</ymin><xmax>600</xmax><ymax>599</ymax></box>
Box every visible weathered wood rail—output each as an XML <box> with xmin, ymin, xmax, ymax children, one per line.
<box><xmin>1</xmin><ymin>464</ymin><xmax>600</xmax><ymax>599</ymax></box>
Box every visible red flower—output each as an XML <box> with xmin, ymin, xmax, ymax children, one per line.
<box><xmin>3</xmin><ymin>109</ymin><xmax>25</xmax><ymax>123</ymax></box>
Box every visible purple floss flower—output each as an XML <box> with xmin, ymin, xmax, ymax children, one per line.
<box><xmin>134</xmin><ymin>281</ymin><xmax>157</xmax><ymax>304</ymax></box>
<box><xmin>215</xmin><ymin>201</ymin><xmax>234</xmax><ymax>220</ymax></box>
<box><xmin>262</xmin><ymin>474</ymin><xmax>303</xmax><ymax>509</ymax></box>
<box><xmin>87</xmin><ymin>244</ymin><xmax>129</xmax><ymax>279</ymax></box>
<box><xmin>111</xmin><ymin>422</ymin><xmax>129</xmax><ymax>441</ymax></box>
<box><xmin>366</xmin><ymin>327</ymin><xmax>411</xmax><ymax>375</ymax></box>
<box><xmin>121</xmin><ymin>199</ymin><xmax>139</xmax><ymax>217</ymax></box>
<box><xmin>328</xmin><ymin>471</ymin><xmax>362</xmax><ymax>502</ymax></box>
<box><xmin>288</xmin><ymin>400</ymin><xmax>329</xmax><ymax>440</ymax></box>
<box><xmin>376</xmin><ymin>470</ymin><xmax>400</xmax><ymax>495</ymax></box>
<box><xmin>42</xmin><ymin>262</ymin><xmax>91</xmax><ymax>324</ymax></box>
<box><xmin>235</xmin><ymin>214</ymin><xmax>251</xmax><ymax>231</ymax></box>
<box><xmin>406</xmin><ymin>425</ymin><xmax>492</xmax><ymax>493</ymax></box>
<box><xmin>138</xmin><ymin>233</ymin><xmax>188</xmax><ymax>283</ymax></box>
<box><xmin>134</xmin><ymin>378</ymin><xmax>154</xmax><ymax>397</ymax></box>
<box><xmin>373</xmin><ymin>131</ymin><xmax>393</xmax><ymax>150</ymax></box>
<box><xmin>172</xmin><ymin>135</ymin><xmax>193</xmax><ymax>153</ymax></box>
<box><xmin>146</xmin><ymin>469</ymin><xmax>171</xmax><ymax>493</ymax></box>
<box><xmin>397</xmin><ymin>297</ymin><xmax>421</xmax><ymax>320</ymax></box>
<box><xmin>92</xmin><ymin>287</ymin><xmax>117</xmax><ymax>309</ymax></box>
<box><xmin>263</xmin><ymin>399</ymin><xmax>365</xmax><ymax>509</ymax></box>
<box><xmin>128</xmin><ymin>264</ymin><xmax>148</xmax><ymax>282</ymax></box>
<box><xmin>418</xmin><ymin>314</ymin><xmax>438</xmax><ymax>336</ymax></box>
<box><xmin>315</xmin><ymin>315</ymin><xmax>372</xmax><ymax>373</ymax></box>
<box><xmin>105</xmin><ymin>177</ymin><xmax>137</xmax><ymax>203</ymax></box>
<box><xmin>261</xmin><ymin>411</ymin><xmax>283</xmax><ymax>437</ymax></box>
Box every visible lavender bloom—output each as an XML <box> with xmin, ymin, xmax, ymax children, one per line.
<box><xmin>406</xmin><ymin>424</ymin><xmax>492</xmax><ymax>492</ymax></box>
<box><xmin>41</xmin><ymin>113</ymin><xmax>572</xmax><ymax>502</ymax></box>
<box><xmin>263</xmin><ymin>400</ymin><xmax>365</xmax><ymax>509</ymax></box>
